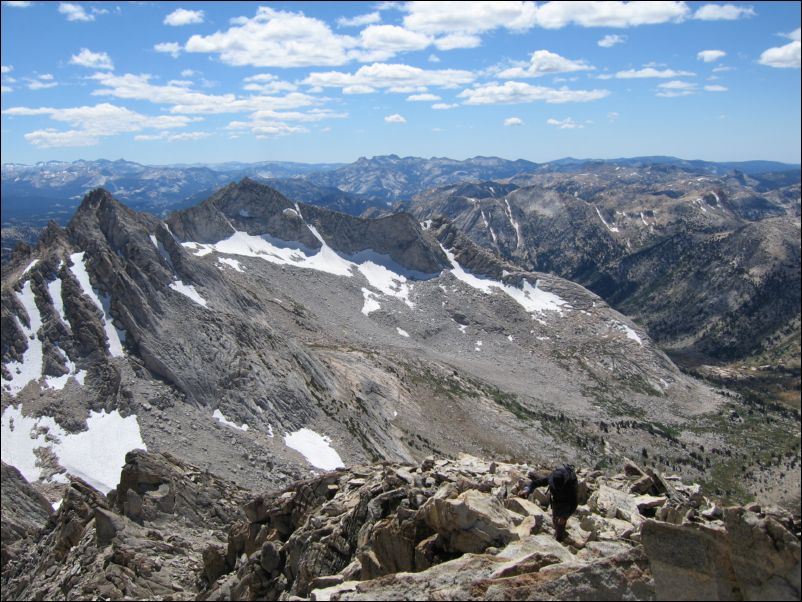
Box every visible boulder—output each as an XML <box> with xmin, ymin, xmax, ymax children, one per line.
<box><xmin>421</xmin><ymin>489</ymin><xmax>519</xmax><ymax>554</ymax></box>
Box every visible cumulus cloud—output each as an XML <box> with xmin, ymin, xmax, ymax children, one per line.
<box><xmin>534</xmin><ymin>1</ymin><xmax>689</xmax><ymax>28</ymax></box>
<box><xmin>656</xmin><ymin>80</ymin><xmax>697</xmax><ymax>97</ymax></box>
<box><xmin>70</xmin><ymin>48</ymin><xmax>114</xmax><ymax>70</ymax></box>
<box><xmin>697</xmin><ymin>49</ymin><xmax>726</xmax><ymax>63</ymax></box>
<box><xmin>402</xmin><ymin>1</ymin><xmax>538</xmax><ymax>35</ymax></box>
<box><xmin>337</xmin><ymin>11</ymin><xmax>381</xmax><ymax>27</ymax></box>
<box><xmin>353</xmin><ymin>25</ymin><xmax>432</xmax><ymax>61</ymax></box>
<box><xmin>704</xmin><ymin>84</ymin><xmax>728</xmax><ymax>92</ymax></box>
<box><xmin>384</xmin><ymin>113</ymin><xmax>406</xmax><ymax>123</ymax></box>
<box><xmin>433</xmin><ymin>33</ymin><xmax>482</xmax><ymax>50</ymax></box>
<box><xmin>459</xmin><ymin>81</ymin><xmax>609</xmax><ymax>104</ymax></box>
<box><xmin>3</xmin><ymin>102</ymin><xmax>195</xmax><ymax>147</ymax></box>
<box><xmin>1</xmin><ymin>65</ymin><xmax>12</xmax><ymax>74</ymax></box>
<box><xmin>781</xmin><ymin>28</ymin><xmax>801</xmax><ymax>42</ymax></box>
<box><xmin>164</xmin><ymin>8</ymin><xmax>205</xmax><ymax>26</ymax></box>
<box><xmin>135</xmin><ymin>131</ymin><xmax>211</xmax><ymax>142</ymax></box>
<box><xmin>58</xmin><ymin>2</ymin><xmax>93</xmax><ymax>22</ymax></box>
<box><xmin>498</xmin><ymin>50</ymin><xmax>594</xmax><ymax>78</ymax></box>
<box><xmin>759</xmin><ymin>40</ymin><xmax>801</xmax><ymax>68</ymax></box>
<box><xmin>598</xmin><ymin>34</ymin><xmax>626</xmax><ymax>48</ymax></box>
<box><xmin>504</xmin><ymin>117</ymin><xmax>523</xmax><ymax>126</ymax></box>
<box><xmin>407</xmin><ymin>93</ymin><xmax>441</xmax><ymax>101</ymax></box>
<box><xmin>693</xmin><ymin>4</ymin><xmax>755</xmax><ymax>21</ymax></box>
<box><xmin>185</xmin><ymin>6</ymin><xmax>356</xmax><ymax>67</ymax></box>
<box><xmin>603</xmin><ymin>67</ymin><xmax>695</xmax><ymax>79</ymax></box>
<box><xmin>154</xmin><ymin>42</ymin><xmax>182</xmax><ymax>58</ymax></box>
<box><xmin>242</xmin><ymin>74</ymin><xmax>298</xmax><ymax>94</ymax></box>
<box><xmin>225</xmin><ymin>108</ymin><xmax>346</xmax><ymax>139</ymax></box>
<box><xmin>90</xmin><ymin>72</ymin><xmax>321</xmax><ymax>115</ymax></box>
<box><xmin>3</xmin><ymin>1</ymin><xmax>33</xmax><ymax>7</ymax></box>
<box><xmin>546</xmin><ymin>117</ymin><xmax>583</xmax><ymax>129</ymax></box>
<box><xmin>25</xmin><ymin>74</ymin><xmax>58</xmax><ymax>90</ymax></box>
<box><xmin>432</xmin><ymin>102</ymin><xmax>458</xmax><ymax>109</ymax></box>
<box><xmin>303</xmin><ymin>63</ymin><xmax>475</xmax><ymax>93</ymax></box>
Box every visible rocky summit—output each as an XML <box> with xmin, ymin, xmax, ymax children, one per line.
<box><xmin>2</xmin><ymin>451</ymin><xmax>799</xmax><ymax>601</ymax></box>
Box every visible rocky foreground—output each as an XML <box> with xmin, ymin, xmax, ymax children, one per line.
<box><xmin>2</xmin><ymin>451</ymin><xmax>800</xmax><ymax>601</ymax></box>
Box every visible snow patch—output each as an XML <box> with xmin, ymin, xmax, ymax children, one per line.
<box><xmin>442</xmin><ymin>246</ymin><xmax>567</xmax><ymax>316</ymax></box>
<box><xmin>69</xmin><ymin>252</ymin><xmax>125</xmax><ymax>357</ymax></box>
<box><xmin>397</xmin><ymin>327</ymin><xmax>410</xmax><ymax>338</ymax></box>
<box><xmin>213</xmin><ymin>409</ymin><xmax>249</xmax><ymax>431</ymax></box>
<box><xmin>613</xmin><ymin>322</ymin><xmax>643</xmax><ymax>346</ymax></box>
<box><xmin>169</xmin><ymin>281</ymin><xmax>208</xmax><ymax>307</ymax></box>
<box><xmin>47</xmin><ymin>272</ymin><xmax>69</xmax><ymax>329</ymax></box>
<box><xmin>3</xmin><ymin>280</ymin><xmax>44</xmax><ymax>396</ymax></box>
<box><xmin>217</xmin><ymin>257</ymin><xmax>244</xmax><ymax>272</ymax></box>
<box><xmin>361</xmin><ymin>288</ymin><xmax>381</xmax><ymax>315</ymax></box>
<box><xmin>1</xmin><ymin>404</ymin><xmax>146</xmax><ymax>494</ymax></box>
<box><xmin>284</xmin><ymin>428</ymin><xmax>344</xmax><ymax>470</ymax></box>
<box><xmin>504</xmin><ymin>199</ymin><xmax>522</xmax><ymax>249</ymax></box>
<box><xmin>593</xmin><ymin>206</ymin><xmax>619</xmax><ymax>233</ymax></box>
<box><xmin>22</xmin><ymin>259</ymin><xmax>38</xmax><ymax>275</ymax></box>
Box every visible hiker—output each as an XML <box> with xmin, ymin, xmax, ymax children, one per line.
<box><xmin>519</xmin><ymin>464</ymin><xmax>578</xmax><ymax>541</ymax></box>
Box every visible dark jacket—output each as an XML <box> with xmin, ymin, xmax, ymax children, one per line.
<box><xmin>522</xmin><ymin>465</ymin><xmax>578</xmax><ymax>518</ymax></box>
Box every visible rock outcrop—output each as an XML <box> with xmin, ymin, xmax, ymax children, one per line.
<box><xmin>1</xmin><ymin>452</ymin><xmax>799</xmax><ymax>601</ymax></box>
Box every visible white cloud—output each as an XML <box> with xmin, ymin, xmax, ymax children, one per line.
<box><xmin>3</xmin><ymin>1</ymin><xmax>32</xmax><ymax>7</ymax></box>
<box><xmin>498</xmin><ymin>50</ymin><xmax>593</xmax><ymax>78</ymax></box>
<box><xmin>70</xmin><ymin>48</ymin><xmax>114</xmax><ymax>70</ymax></box>
<box><xmin>304</xmin><ymin>63</ymin><xmax>475</xmax><ymax>93</ymax></box>
<box><xmin>704</xmin><ymin>84</ymin><xmax>728</xmax><ymax>92</ymax></box>
<box><xmin>185</xmin><ymin>6</ymin><xmax>356</xmax><ymax>68</ymax></box>
<box><xmin>403</xmin><ymin>1</ymin><xmax>538</xmax><ymax>35</ymax></box>
<box><xmin>164</xmin><ymin>8</ymin><xmax>205</xmax><ymax>26</ymax></box>
<box><xmin>180</xmin><ymin>69</ymin><xmax>197</xmax><ymax>78</ymax></box>
<box><xmin>693</xmin><ymin>4</ymin><xmax>755</xmax><ymax>21</ymax></box>
<box><xmin>59</xmin><ymin>3</ymin><xmax>93</xmax><ymax>22</ymax></box>
<box><xmin>337</xmin><ymin>11</ymin><xmax>381</xmax><ymax>27</ymax></box>
<box><xmin>781</xmin><ymin>28</ymin><xmax>801</xmax><ymax>42</ymax></box>
<box><xmin>607</xmin><ymin>111</ymin><xmax>620</xmax><ymax>121</ymax></box>
<box><xmin>91</xmin><ymin>72</ymin><xmax>320</xmax><ymax>115</ymax></box>
<box><xmin>546</xmin><ymin>117</ymin><xmax>583</xmax><ymax>129</ymax></box>
<box><xmin>1</xmin><ymin>65</ymin><xmax>12</xmax><ymax>74</ymax></box>
<box><xmin>607</xmin><ymin>67</ymin><xmax>695</xmax><ymax>79</ymax></box>
<box><xmin>154</xmin><ymin>42</ymin><xmax>182</xmax><ymax>58</ymax></box>
<box><xmin>135</xmin><ymin>130</ymin><xmax>211</xmax><ymax>142</ymax></box>
<box><xmin>25</xmin><ymin>74</ymin><xmax>58</xmax><ymax>90</ymax></box>
<box><xmin>1</xmin><ymin>85</ymin><xmax>13</xmax><ymax>94</ymax></box>
<box><xmin>384</xmin><ymin>113</ymin><xmax>406</xmax><ymax>123</ymax></box>
<box><xmin>534</xmin><ymin>1</ymin><xmax>689</xmax><ymax>28</ymax></box>
<box><xmin>432</xmin><ymin>102</ymin><xmax>458</xmax><ymax>109</ymax></box>
<box><xmin>434</xmin><ymin>33</ymin><xmax>482</xmax><ymax>50</ymax></box>
<box><xmin>459</xmin><ymin>81</ymin><xmax>609</xmax><ymax>104</ymax></box>
<box><xmin>504</xmin><ymin>116</ymin><xmax>523</xmax><ymax>126</ymax></box>
<box><xmin>3</xmin><ymin>102</ymin><xmax>195</xmax><ymax>147</ymax></box>
<box><xmin>656</xmin><ymin>80</ymin><xmax>697</xmax><ymax>97</ymax></box>
<box><xmin>242</xmin><ymin>74</ymin><xmax>298</xmax><ymax>94</ymax></box>
<box><xmin>697</xmin><ymin>49</ymin><xmax>726</xmax><ymax>63</ymax></box>
<box><xmin>712</xmin><ymin>65</ymin><xmax>734</xmax><ymax>73</ymax></box>
<box><xmin>428</xmin><ymin>53</ymin><xmax>441</xmax><ymax>63</ymax></box>
<box><xmin>758</xmin><ymin>41</ymin><xmax>801</xmax><ymax>69</ymax></box>
<box><xmin>226</xmin><ymin>108</ymin><xmax>346</xmax><ymax>139</ymax></box>
<box><xmin>598</xmin><ymin>34</ymin><xmax>626</xmax><ymax>48</ymax></box>
<box><xmin>353</xmin><ymin>25</ymin><xmax>432</xmax><ymax>61</ymax></box>
<box><xmin>407</xmin><ymin>93</ymin><xmax>441</xmax><ymax>101</ymax></box>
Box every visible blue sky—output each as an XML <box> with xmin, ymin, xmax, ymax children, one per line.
<box><xmin>1</xmin><ymin>1</ymin><xmax>800</xmax><ymax>165</ymax></box>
